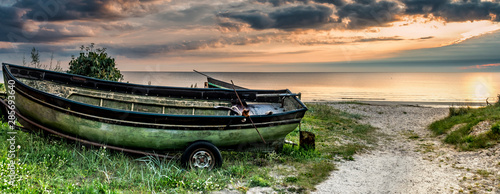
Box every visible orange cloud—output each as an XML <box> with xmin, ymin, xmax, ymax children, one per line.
<box><xmin>460</xmin><ymin>63</ymin><xmax>500</xmax><ymax>70</ymax></box>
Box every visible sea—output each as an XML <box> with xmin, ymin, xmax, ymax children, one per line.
<box><xmin>3</xmin><ymin>71</ymin><xmax>499</xmax><ymax>107</ymax></box>
<box><xmin>121</xmin><ymin>72</ymin><xmax>500</xmax><ymax>107</ymax></box>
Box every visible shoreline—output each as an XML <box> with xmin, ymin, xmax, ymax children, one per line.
<box><xmin>305</xmin><ymin>100</ymin><xmax>489</xmax><ymax>108</ymax></box>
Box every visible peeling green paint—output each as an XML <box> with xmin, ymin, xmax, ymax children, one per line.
<box><xmin>15</xmin><ymin>92</ymin><xmax>298</xmax><ymax>151</ymax></box>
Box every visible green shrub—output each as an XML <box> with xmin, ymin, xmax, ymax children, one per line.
<box><xmin>448</xmin><ymin>106</ymin><xmax>470</xmax><ymax>117</ymax></box>
<box><xmin>285</xmin><ymin>176</ymin><xmax>298</xmax><ymax>183</ymax></box>
<box><xmin>491</xmin><ymin>122</ymin><xmax>500</xmax><ymax>134</ymax></box>
<box><xmin>68</xmin><ymin>43</ymin><xmax>123</xmax><ymax>82</ymax></box>
<box><xmin>249</xmin><ymin>175</ymin><xmax>270</xmax><ymax>187</ymax></box>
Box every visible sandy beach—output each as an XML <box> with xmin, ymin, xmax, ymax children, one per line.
<box><xmin>314</xmin><ymin>103</ymin><xmax>500</xmax><ymax>193</ymax></box>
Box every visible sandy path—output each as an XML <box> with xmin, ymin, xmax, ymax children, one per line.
<box><xmin>314</xmin><ymin>104</ymin><xmax>500</xmax><ymax>194</ymax></box>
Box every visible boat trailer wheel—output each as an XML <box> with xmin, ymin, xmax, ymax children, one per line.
<box><xmin>181</xmin><ymin>141</ymin><xmax>222</xmax><ymax>170</ymax></box>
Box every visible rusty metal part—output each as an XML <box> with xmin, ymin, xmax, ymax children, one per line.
<box><xmin>0</xmin><ymin>99</ymin><xmax>175</xmax><ymax>159</ymax></box>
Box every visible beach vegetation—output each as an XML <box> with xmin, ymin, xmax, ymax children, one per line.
<box><xmin>68</xmin><ymin>43</ymin><xmax>123</xmax><ymax>82</ymax></box>
<box><xmin>429</xmin><ymin>98</ymin><xmax>500</xmax><ymax>150</ymax></box>
<box><xmin>476</xmin><ymin>169</ymin><xmax>491</xmax><ymax>177</ymax></box>
<box><xmin>0</xmin><ymin>103</ymin><xmax>377</xmax><ymax>192</ymax></box>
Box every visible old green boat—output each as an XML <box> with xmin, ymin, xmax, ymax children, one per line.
<box><xmin>2</xmin><ymin>63</ymin><xmax>307</xmax><ymax>169</ymax></box>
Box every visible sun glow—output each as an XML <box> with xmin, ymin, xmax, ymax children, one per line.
<box><xmin>468</xmin><ymin>75</ymin><xmax>495</xmax><ymax>102</ymax></box>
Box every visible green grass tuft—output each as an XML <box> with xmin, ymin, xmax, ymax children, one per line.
<box><xmin>0</xmin><ymin>103</ymin><xmax>378</xmax><ymax>192</ymax></box>
<box><xmin>429</xmin><ymin>103</ymin><xmax>500</xmax><ymax>150</ymax></box>
<box><xmin>249</xmin><ymin>175</ymin><xmax>271</xmax><ymax>187</ymax></box>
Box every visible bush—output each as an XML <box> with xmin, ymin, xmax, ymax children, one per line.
<box><xmin>249</xmin><ymin>175</ymin><xmax>270</xmax><ymax>187</ymax></box>
<box><xmin>491</xmin><ymin>122</ymin><xmax>500</xmax><ymax>134</ymax></box>
<box><xmin>68</xmin><ymin>43</ymin><xmax>123</xmax><ymax>82</ymax></box>
<box><xmin>285</xmin><ymin>176</ymin><xmax>298</xmax><ymax>183</ymax></box>
<box><xmin>448</xmin><ymin>106</ymin><xmax>470</xmax><ymax>117</ymax></box>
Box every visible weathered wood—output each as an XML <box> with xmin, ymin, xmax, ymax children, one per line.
<box><xmin>300</xmin><ymin>131</ymin><xmax>315</xmax><ymax>150</ymax></box>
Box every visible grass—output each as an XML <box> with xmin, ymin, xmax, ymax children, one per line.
<box><xmin>0</xmin><ymin>103</ymin><xmax>377</xmax><ymax>193</ymax></box>
<box><xmin>429</xmin><ymin>99</ymin><xmax>500</xmax><ymax>150</ymax></box>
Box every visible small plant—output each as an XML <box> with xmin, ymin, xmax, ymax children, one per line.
<box><xmin>236</xmin><ymin>186</ymin><xmax>248</xmax><ymax>193</ymax></box>
<box><xmin>253</xmin><ymin>158</ymin><xmax>268</xmax><ymax>167</ymax></box>
<box><xmin>476</xmin><ymin>169</ymin><xmax>490</xmax><ymax>177</ymax></box>
<box><xmin>491</xmin><ymin>122</ymin><xmax>500</xmax><ymax>134</ymax></box>
<box><xmin>285</xmin><ymin>176</ymin><xmax>298</xmax><ymax>183</ymax></box>
<box><xmin>30</xmin><ymin>47</ymin><xmax>44</xmax><ymax>68</ymax></box>
<box><xmin>448</xmin><ymin>106</ymin><xmax>470</xmax><ymax>117</ymax></box>
<box><xmin>249</xmin><ymin>175</ymin><xmax>271</xmax><ymax>187</ymax></box>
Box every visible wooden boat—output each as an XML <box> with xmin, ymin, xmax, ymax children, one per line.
<box><xmin>2</xmin><ymin>63</ymin><xmax>307</xmax><ymax>169</ymax></box>
<box><xmin>193</xmin><ymin>70</ymin><xmax>248</xmax><ymax>89</ymax></box>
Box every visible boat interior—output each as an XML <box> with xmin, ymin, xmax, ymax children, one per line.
<box><xmin>18</xmin><ymin>78</ymin><xmax>303</xmax><ymax>116</ymax></box>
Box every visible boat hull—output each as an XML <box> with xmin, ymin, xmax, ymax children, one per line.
<box><xmin>3</xmin><ymin>63</ymin><xmax>307</xmax><ymax>152</ymax></box>
<box><xmin>12</xmin><ymin>78</ymin><xmax>301</xmax><ymax>151</ymax></box>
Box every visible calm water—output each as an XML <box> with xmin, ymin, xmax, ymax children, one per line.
<box><xmin>3</xmin><ymin>71</ymin><xmax>497</xmax><ymax>106</ymax></box>
<box><xmin>122</xmin><ymin>72</ymin><xmax>500</xmax><ymax>106</ymax></box>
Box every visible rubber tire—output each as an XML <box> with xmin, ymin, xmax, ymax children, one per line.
<box><xmin>181</xmin><ymin>141</ymin><xmax>222</xmax><ymax>170</ymax></box>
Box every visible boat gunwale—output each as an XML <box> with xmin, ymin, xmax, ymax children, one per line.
<box><xmin>15</xmin><ymin>86</ymin><xmax>303</xmax><ymax>130</ymax></box>
<box><xmin>2</xmin><ymin>63</ymin><xmax>307</xmax><ymax>121</ymax></box>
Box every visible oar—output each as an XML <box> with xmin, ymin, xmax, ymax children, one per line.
<box><xmin>231</xmin><ymin>80</ymin><xmax>266</xmax><ymax>144</ymax></box>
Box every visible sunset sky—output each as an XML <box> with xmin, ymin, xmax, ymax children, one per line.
<box><xmin>1</xmin><ymin>0</ymin><xmax>500</xmax><ymax>72</ymax></box>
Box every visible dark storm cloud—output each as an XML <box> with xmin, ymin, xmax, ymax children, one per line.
<box><xmin>0</xmin><ymin>0</ymin><xmax>158</xmax><ymax>43</ymax></box>
<box><xmin>218</xmin><ymin>10</ymin><xmax>275</xmax><ymax>30</ymax></box>
<box><xmin>2</xmin><ymin>0</ymin><xmax>500</xmax><ymax>46</ymax></box>
<box><xmin>313</xmin><ymin>0</ymin><xmax>346</xmax><ymax>7</ymax></box>
<box><xmin>14</xmin><ymin>0</ymin><xmax>159</xmax><ymax>21</ymax></box>
<box><xmin>0</xmin><ymin>6</ymin><xmax>25</xmax><ymax>41</ymax></box>
<box><xmin>217</xmin><ymin>20</ymin><xmax>249</xmax><ymax>32</ymax></box>
<box><xmin>0</xmin><ymin>6</ymin><xmax>23</xmax><ymax>29</ymax></box>
<box><xmin>402</xmin><ymin>0</ymin><xmax>500</xmax><ymax>22</ymax></box>
<box><xmin>218</xmin><ymin>4</ymin><xmax>334</xmax><ymax>30</ymax></box>
<box><xmin>353</xmin><ymin>0</ymin><xmax>374</xmax><ymax>5</ymax></box>
<box><xmin>0</xmin><ymin>5</ymin><xmax>91</xmax><ymax>43</ymax></box>
<box><xmin>403</xmin><ymin>0</ymin><xmax>449</xmax><ymax>15</ymax></box>
<box><xmin>336</xmin><ymin>0</ymin><xmax>402</xmax><ymax>29</ymax></box>
<box><xmin>270</xmin><ymin>4</ymin><xmax>334</xmax><ymax>29</ymax></box>
<box><xmin>222</xmin><ymin>0</ymin><xmax>401</xmax><ymax>30</ymax></box>
<box><xmin>253</xmin><ymin>0</ymin><xmax>302</xmax><ymax>7</ymax></box>
<box><xmin>244</xmin><ymin>0</ymin><xmax>500</xmax><ymax>31</ymax></box>
<box><xmin>254</xmin><ymin>0</ymin><xmax>345</xmax><ymax>7</ymax></box>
